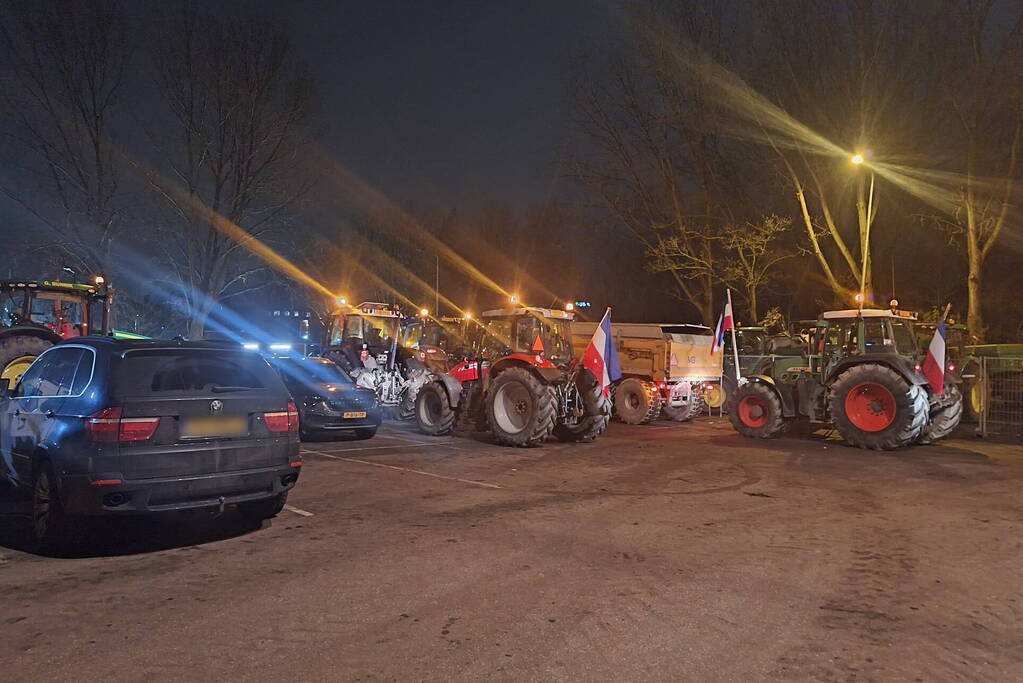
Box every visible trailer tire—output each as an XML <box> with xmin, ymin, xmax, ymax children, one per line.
<box><xmin>487</xmin><ymin>367</ymin><xmax>556</xmax><ymax>447</ymax></box>
<box><xmin>664</xmin><ymin>390</ymin><xmax>705</xmax><ymax>422</ymax></box>
<box><xmin>829</xmin><ymin>364</ymin><xmax>927</xmax><ymax>450</ymax></box>
<box><xmin>612</xmin><ymin>378</ymin><xmax>662</xmax><ymax>424</ymax></box>
<box><xmin>554</xmin><ymin>369</ymin><xmax>610</xmax><ymax>443</ymax></box>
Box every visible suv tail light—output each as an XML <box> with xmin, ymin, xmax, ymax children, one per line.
<box><xmin>265</xmin><ymin>402</ymin><xmax>300</xmax><ymax>433</ymax></box>
<box><xmin>86</xmin><ymin>407</ymin><xmax>161</xmax><ymax>443</ymax></box>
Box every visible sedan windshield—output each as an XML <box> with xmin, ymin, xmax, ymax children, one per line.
<box><xmin>276</xmin><ymin>358</ymin><xmax>352</xmax><ymax>386</ymax></box>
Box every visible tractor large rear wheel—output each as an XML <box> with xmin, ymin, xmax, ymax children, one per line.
<box><xmin>553</xmin><ymin>369</ymin><xmax>610</xmax><ymax>443</ymax></box>
<box><xmin>919</xmin><ymin>384</ymin><xmax>964</xmax><ymax>444</ymax></box>
<box><xmin>415</xmin><ymin>381</ymin><xmax>456</xmax><ymax>436</ymax></box>
<box><xmin>729</xmin><ymin>381</ymin><xmax>786</xmax><ymax>438</ymax></box>
<box><xmin>0</xmin><ymin>335</ymin><xmax>52</xmax><ymax>388</ymax></box>
<box><xmin>829</xmin><ymin>364</ymin><xmax>927</xmax><ymax>450</ymax></box>
<box><xmin>612</xmin><ymin>378</ymin><xmax>662</xmax><ymax>424</ymax></box>
<box><xmin>486</xmin><ymin>367</ymin><xmax>556</xmax><ymax>447</ymax></box>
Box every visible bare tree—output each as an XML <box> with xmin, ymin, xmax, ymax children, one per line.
<box><xmin>147</xmin><ymin>6</ymin><xmax>313</xmax><ymax>338</ymax></box>
<box><xmin>0</xmin><ymin>0</ymin><xmax>130</xmax><ymax>275</ymax></box>
<box><xmin>719</xmin><ymin>214</ymin><xmax>794</xmax><ymax>321</ymax></box>
<box><xmin>933</xmin><ymin>1</ymin><xmax>1023</xmax><ymax>340</ymax></box>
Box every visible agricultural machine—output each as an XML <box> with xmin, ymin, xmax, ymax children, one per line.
<box><xmin>729</xmin><ymin>307</ymin><xmax>963</xmax><ymax>450</ymax></box>
<box><xmin>401</xmin><ymin>314</ymin><xmax>476</xmax><ymax>374</ymax></box>
<box><xmin>414</xmin><ymin>303</ymin><xmax>610</xmax><ymax>447</ymax></box>
<box><xmin>323</xmin><ymin>300</ymin><xmax>428</xmax><ymax>418</ymax></box>
<box><xmin>0</xmin><ymin>278</ymin><xmax>113</xmax><ymax>386</ymax></box>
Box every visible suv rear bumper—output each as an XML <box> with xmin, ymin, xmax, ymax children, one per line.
<box><xmin>61</xmin><ymin>464</ymin><xmax>301</xmax><ymax>515</ymax></box>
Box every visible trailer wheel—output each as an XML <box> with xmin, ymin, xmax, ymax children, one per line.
<box><xmin>728</xmin><ymin>381</ymin><xmax>786</xmax><ymax>438</ymax></box>
<box><xmin>415</xmin><ymin>381</ymin><xmax>456</xmax><ymax>436</ymax></box>
<box><xmin>829</xmin><ymin>364</ymin><xmax>927</xmax><ymax>450</ymax></box>
<box><xmin>919</xmin><ymin>384</ymin><xmax>964</xmax><ymax>444</ymax></box>
<box><xmin>612</xmin><ymin>378</ymin><xmax>662</xmax><ymax>424</ymax></box>
<box><xmin>553</xmin><ymin>369</ymin><xmax>610</xmax><ymax>443</ymax></box>
<box><xmin>663</xmin><ymin>389</ymin><xmax>705</xmax><ymax>422</ymax></box>
<box><xmin>487</xmin><ymin>367</ymin><xmax>556</xmax><ymax>447</ymax></box>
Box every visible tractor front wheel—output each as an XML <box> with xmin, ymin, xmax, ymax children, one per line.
<box><xmin>728</xmin><ymin>381</ymin><xmax>786</xmax><ymax>438</ymax></box>
<box><xmin>612</xmin><ymin>378</ymin><xmax>662</xmax><ymax>424</ymax></box>
<box><xmin>486</xmin><ymin>367</ymin><xmax>556</xmax><ymax>447</ymax></box>
<box><xmin>829</xmin><ymin>364</ymin><xmax>927</xmax><ymax>450</ymax></box>
<box><xmin>415</xmin><ymin>381</ymin><xmax>457</xmax><ymax>436</ymax></box>
<box><xmin>919</xmin><ymin>384</ymin><xmax>964</xmax><ymax>444</ymax></box>
<box><xmin>0</xmin><ymin>335</ymin><xmax>52</xmax><ymax>388</ymax></box>
<box><xmin>553</xmin><ymin>369</ymin><xmax>610</xmax><ymax>443</ymax></box>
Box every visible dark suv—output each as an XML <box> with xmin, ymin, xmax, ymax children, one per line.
<box><xmin>0</xmin><ymin>337</ymin><xmax>302</xmax><ymax>550</ymax></box>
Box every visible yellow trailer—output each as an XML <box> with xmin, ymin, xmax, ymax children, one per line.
<box><xmin>571</xmin><ymin>322</ymin><xmax>723</xmax><ymax>424</ymax></box>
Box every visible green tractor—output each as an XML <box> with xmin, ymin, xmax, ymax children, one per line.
<box><xmin>0</xmin><ymin>278</ymin><xmax>114</xmax><ymax>386</ymax></box>
<box><xmin>729</xmin><ymin>307</ymin><xmax>963</xmax><ymax>450</ymax></box>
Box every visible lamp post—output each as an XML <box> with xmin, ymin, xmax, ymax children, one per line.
<box><xmin>851</xmin><ymin>153</ymin><xmax>875</xmax><ymax>305</ymax></box>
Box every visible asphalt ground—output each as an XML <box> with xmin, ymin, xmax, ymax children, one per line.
<box><xmin>1</xmin><ymin>418</ymin><xmax>1022</xmax><ymax>682</ymax></box>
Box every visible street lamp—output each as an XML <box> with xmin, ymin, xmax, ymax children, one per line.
<box><xmin>851</xmin><ymin>152</ymin><xmax>875</xmax><ymax>305</ymax></box>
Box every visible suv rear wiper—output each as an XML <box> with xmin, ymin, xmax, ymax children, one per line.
<box><xmin>210</xmin><ymin>385</ymin><xmax>256</xmax><ymax>393</ymax></box>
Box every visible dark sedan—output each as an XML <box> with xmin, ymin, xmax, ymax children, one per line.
<box><xmin>270</xmin><ymin>356</ymin><xmax>381</xmax><ymax>440</ymax></box>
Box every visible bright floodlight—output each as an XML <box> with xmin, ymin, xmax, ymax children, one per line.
<box><xmin>269</xmin><ymin>343</ymin><xmax>291</xmax><ymax>350</ymax></box>
<box><xmin>854</xmin><ymin>293</ymin><xmax>864</xmax><ymax>303</ymax></box>
<box><xmin>242</xmin><ymin>343</ymin><xmax>259</xmax><ymax>350</ymax></box>
<box><xmin>419</xmin><ymin>308</ymin><xmax>429</xmax><ymax>316</ymax></box>
<box><xmin>464</xmin><ymin>312</ymin><xmax>472</xmax><ymax>320</ymax></box>
<box><xmin>851</xmin><ymin>154</ymin><xmax>864</xmax><ymax>165</ymax></box>
<box><xmin>565</xmin><ymin>302</ymin><xmax>574</xmax><ymax>311</ymax></box>
<box><xmin>94</xmin><ymin>275</ymin><xmax>105</xmax><ymax>285</ymax></box>
<box><xmin>510</xmin><ymin>294</ymin><xmax>519</xmax><ymax>304</ymax></box>
<box><xmin>336</xmin><ymin>296</ymin><xmax>348</xmax><ymax>306</ymax></box>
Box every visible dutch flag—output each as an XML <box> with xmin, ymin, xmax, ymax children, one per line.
<box><xmin>711</xmin><ymin>299</ymin><xmax>734</xmax><ymax>355</ymax></box>
<box><xmin>582</xmin><ymin>308</ymin><xmax>622</xmax><ymax>397</ymax></box>
<box><xmin>921</xmin><ymin>319</ymin><xmax>946</xmax><ymax>395</ymax></box>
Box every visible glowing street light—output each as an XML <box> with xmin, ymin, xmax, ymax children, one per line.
<box><xmin>336</xmin><ymin>296</ymin><xmax>348</xmax><ymax>306</ymax></box>
<box><xmin>564</xmin><ymin>302</ymin><xmax>575</xmax><ymax>311</ymax></box>
<box><xmin>419</xmin><ymin>308</ymin><xmax>429</xmax><ymax>317</ymax></box>
<box><xmin>850</xmin><ymin>153</ymin><xmax>865</xmax><ymax>165</ymax></box>
<box><xmin>463</xmin><ymin>312</ymin><xmax>472</xmax><ymax>320</ymax></box>
<box><xmin>510</xmin><ymin>294</ymin><xmax>519</xmax><ymax>304</ymax></box>
<box><xmin>850</xmin><ymin>151</ymin><xmax>875</xmax><ymax>305</ymax></box>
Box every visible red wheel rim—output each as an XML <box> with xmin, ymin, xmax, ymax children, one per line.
<box><xmin>844</xmin><ymin>382</ymin><xmax>897</xmax><ymax>432</ymax></box>
<box><xmin>738</xmin><ymin>395</ymin><xmax>769</xmax><ymax>428</ymax></box>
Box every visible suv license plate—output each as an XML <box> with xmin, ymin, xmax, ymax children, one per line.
<box><xmin>182</xmin><ymin>415</ymin><xmax>249</xmax><ymax>438</ymax></box>
<box><xmin>343</xmin><ymin>411</ymin><xmax>367</xmax><ymax>419</ymax></box>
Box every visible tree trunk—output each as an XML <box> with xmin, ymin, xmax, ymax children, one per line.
<box><xmin>965</xmin><ymin>202</ymin><xmax>984</xmax><ymax>341</ymax></box>
<box><xmin>748</xmin><ymin>287</ymin><xmax>758</xmax><ymax>324</ymax></box>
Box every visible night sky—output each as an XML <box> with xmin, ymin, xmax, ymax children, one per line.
<box><xmin>249</xmin><ymin>0</ymin><xmax>619</xmax><ymax>209</ymax></box>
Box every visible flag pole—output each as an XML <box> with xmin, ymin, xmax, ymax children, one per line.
<box><xmin>727</xmin><ymin>289</ymin><xmax>742</xmax><ymax>384</ymax></box>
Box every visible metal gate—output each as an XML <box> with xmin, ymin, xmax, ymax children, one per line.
<box><xmin>976</xmin><ymin>356</ymin><xmax>1023</xmax><ymax>439</ymax></box>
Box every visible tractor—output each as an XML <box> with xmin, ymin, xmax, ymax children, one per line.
<box><xmin>413</xmin><ymin>303</ymin><xmax>610</xmax><ymax>446</ymax></box>
<box><xmin>704</xmin><ymin>325</ymin><xmax>805</xmax><ymax>412</ymax></box>
<box><xmin>0</xmin><ymin>278</ymin><xmax>112</xmax><ymax>386</ymax></box>
<box><xmin>323</xmin><ymin>300</ymin><xmax>429</xmax><ymax>418</ymax></box>
<box><xmin>729</xmin><ymin>307</ymin><xmax>963</xmax><ymax>450</ymax></box>
<box><xmin>401</xmin><ymin>314</ymin><xmax>476</xmax><ymax>374</ymax></box>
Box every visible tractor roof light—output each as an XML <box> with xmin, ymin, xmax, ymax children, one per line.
<box><xmin>565</xmin><ymin>302</ymin><xmax>574</xmax><ymax>311</ymax></box>
<box><xmin>464</xmin><ymin>312</ymin><xmax>472</xmax><ymax>320</ymax></box>
<box><xmin>419</xmin><ymin>308</ymin><xmax>429</xmax><ymax>317</ymax></box>
<box><xmin>94</xmin><ymin>275</ymin><xmax>105</xmax><ymax>285</ymax></box>
<box><xmin>336</xmin><ymin>296</ymin><xmax>348</xmax><ymax>306</ymax></box>
<box><xmin>510</xmin><ymin>294</ymin><xmax>519</xmax><ymax>305</ymax></box>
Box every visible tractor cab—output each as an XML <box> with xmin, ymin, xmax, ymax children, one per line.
<box><xmin>478</xmin><ymin>306</ymin><xmax>575</xmax><ymax>366</ymax></box>
<box><xmin>0</xmin><ymin>278</ymin><xmax>112</xmax><ymax>385</ymax></box>
<box><xmin>811</xmin><ymin>308</ymin><xmax>920</xmax><ymax>377</ymax></box>
<box><xmin>326</xmin><ymin>301</ymin><xmax>403</xmax><ymax>362</ymax></box>
<box><xmin>402</xmin><ymin>315</ymin><xmax>477</xmax><ymax>372</ymax></box>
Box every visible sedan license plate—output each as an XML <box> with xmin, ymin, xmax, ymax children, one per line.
<box><xmin>343</xmin><ymin>411</ymin><xmax>367</xmax><ymax>419</ymax></box>
<box><xmin>182</xmin><ymin>414</ymin><xmax>249</xmax><ymax>438</ymax></box>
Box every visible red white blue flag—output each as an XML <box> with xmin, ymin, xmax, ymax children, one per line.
<box><xmin>711</xmin><ymin>299</ymin><xmax>734</xmax><ymax>354</ymax></box>
<box><xmin>582</xmin><ymin>307</ymin><xmax>622</xmax><ymax>397</ymax></box>
<box><xmin>922</xmin><ymin>319</ymin><xmax>946</xmax><ymax>395</ymax></box>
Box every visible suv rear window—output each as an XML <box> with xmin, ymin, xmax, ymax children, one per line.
<box><xmin>113</xmin><ymin>349</ymin><xmax>279</xmax><ymax>396</ymax></box>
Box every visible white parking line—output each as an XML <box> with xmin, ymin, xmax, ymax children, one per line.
<box><xmin>306</xmin><ymin>450</ymin><xmax>503</xmax><ymax>490</ymax></box>
<box><xmin>283</xmin><ymin>505</ymin><xmax>314</xmax><ymax>517</ymax></box>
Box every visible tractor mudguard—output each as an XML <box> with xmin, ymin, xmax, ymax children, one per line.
<box><xmin>745</xmin><ymin>374</ymin><xmax>797</xmax><ymax>418</ymax></box>
<box><xmin>489</xmin><ymin>358</ymin><xmax>560</xmax><ymax>385</ymax></box>
<box><xmin>826</xmin><ymin>356</ymin><xmax>925</xmax><ymax>387</ymax></box>
<box><xmin>534</xmin><ymin>367</ymin><xmax>563</xmax><ymax>384</ymax></box>
<box><xmin>0</xmin><ymin>326</ymin><xmax>62</xmax><ymax>345</ymax></box>
<box><xmin>435</xmin><ymin>372</ymin><xmax>464</xmax><ymax>408</ymax></box>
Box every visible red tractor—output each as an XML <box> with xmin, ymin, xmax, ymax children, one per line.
<box><xmin>413</xmin><ymin>304</ymin><xmax>610</xmax><ymax>446</ymax></box>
